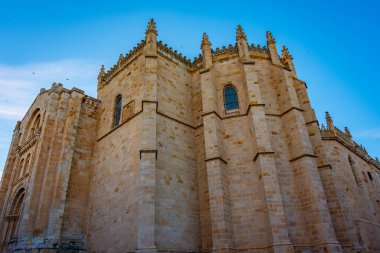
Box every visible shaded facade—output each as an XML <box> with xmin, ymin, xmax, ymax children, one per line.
<box><xmin>0</xmin><ymin>20</ymin><xmax>379</xmax><ymax>253</ymax></box>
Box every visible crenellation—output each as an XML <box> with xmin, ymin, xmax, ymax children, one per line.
<box><xmin>0</xmin><ymin>20</ymin><xmax>379</xmax><ymax>253</ymax></box>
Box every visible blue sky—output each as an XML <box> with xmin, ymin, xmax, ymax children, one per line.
<box><xmin>0</xmin><ymin>0</ymin><xmax>379</xmax><ymax>172</ymax></box>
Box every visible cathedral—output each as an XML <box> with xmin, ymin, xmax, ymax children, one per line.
<box><xmin>0</xmin><ymin>19</ymin><xmax>379</xmax><ymax>253</ymax></box>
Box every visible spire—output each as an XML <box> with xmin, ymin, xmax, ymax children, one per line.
<box><xmin>325</xmin><ymin>112</ymin><xmax>334</xmax><ymax>130</ymax></box>
<box><xmin>201</xmin><ymin>33</ymin><xmax>212</xmax><ymax>69</ymax></box>
<box><xmin>235</xmin><ymin>25</ymin><xmax>249</xmax><ymax>61</ymax></box>
<box><xmin>344</xmin><ymin>127</ymin><xmax>352</xmax><ymax>138</ymax></box>
<box><xmin>97</xmin><ymin>65</ymin><xmax>106</xmax><ymax>91</ymax></box>
<box><xmin>281</xmin><ymin>45</ymin><xmax>297</xmax><ymax>77</ymax></box>
<box><xmin>281</xmin><ymin>46</ymin><xmax>293</xmax><ymax>61</ymax></box>
<box><xmin>146</xmin><ymin>18</ymin><xmax>157</xmax><ymax>36</ymax></box>
<box><xmin>266</xmin><ymin>31</ymin><xmax>276</xmax><ymax>44</ymax></box>
<box><xmin>98</xmin><ymin>65</ymin><xmax>105</xmax><ymax>80</ymax></box>
<box><xmin>201</xmin><ymin>32</ymin><xmax>211</xmax><ymax>49</ymax></box>
<box><xmin>266</xmin><ymin>31</ymin><xmax>281</xmax><ymax>65</ymax></box>
<box><xmin>236</xmin><ymin>25</ymin><xmax>247</xmax><ymax>41</ymax></box>
<box><xmin>145</xmin><ymin>19</ymin><xmax>157</xmax><ymax>56</ymax></box>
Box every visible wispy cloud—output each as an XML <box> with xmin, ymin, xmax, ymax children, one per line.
<box><xmin>355</xmin><ymin>128</ymin><xmax>380</xmax><ymax>139</ymax></box>
<box><xmin>0</xmin><ymin>59</ymin><xmax>99</xmax><ymax>120</ymax></box>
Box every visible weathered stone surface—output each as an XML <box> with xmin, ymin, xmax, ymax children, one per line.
<box><xmin>0</xmin><ymin>20</ymin><xmax>379</xmax><ymax>253</ymax></box>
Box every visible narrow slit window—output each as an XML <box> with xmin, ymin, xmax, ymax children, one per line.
<box><xmin>114</xmin><ymin>95</ymin><xmax>122</xmax><ymax>127</ymax></box>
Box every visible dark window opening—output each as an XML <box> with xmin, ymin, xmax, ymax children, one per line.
<box><xmin>367</xmin><ymin>171</ymin><xmax>373</xmax><ymax>181</ymax></box>
<box><xmin>224</xmin><ymin>85</ymin><xmax>239</xmax><ymax>111</ymax></box>
<box><xmin>114</xmin><ymin>95</ymin><xmax>122</xmax><ymax>127</ymax></box>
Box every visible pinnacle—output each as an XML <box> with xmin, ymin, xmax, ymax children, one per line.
<box><xmin>146</xmin><ymin>18</ymin><xmax>158</xmax><ymax>35</ymax></box>
<box><xmin>98</xmin><ymin>65</ymin><xmax>105</xmax><ymax>78</ymax></box>
<box><xmin>201</xmin><ymin>32</ymin><xmax>211</xmax><ymax>49</ymax></box>
<box><xmin>282</xmin><ymin>45</ymin><xmax>293</xmax><ymax>60</ymax></box>
<box><xmin>266</xmin><ymin>31</ymin><xmax>275</xmax><ymax>44</ymax></box>
<box><xmin>236</xmin><ymin>25</ymin><xmax>247</xmax><ymax>40</ymax></box>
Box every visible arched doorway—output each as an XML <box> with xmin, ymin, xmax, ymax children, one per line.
<box><xmin>2</xmin><ymin>188</ymin><xmax>25</xmax><ymax>244</ymax></box>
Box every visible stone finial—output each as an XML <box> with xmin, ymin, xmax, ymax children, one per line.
<box><xmin>118</xmin><ymin>54</ymin><xmax>124</xmax><ymax>66</ymax></box>
<box><xmin>266</xmin><ymin>31</ymin><xmax>281</xmax><ymax>65</ymax></box>
<box><xmin>282</xmin><ymin>45</ymin><xmax>293</xmax><ymax>61</ymax></box>
<box><xmin>98</xmin><ymin>65</ymin><xmax>105</xmax><ymax>80</ymax></box>
<box><xmin>146</xmin><ymin>18</ymin><xmax>157</xmax><ymax>36</ymax></box>
<box><xmin>375</xmin><ymin>157</ymin><xmax>380</xmax><ymax>163</ymax></box>
<box><xmin>344</xmin><ymin>127</ymin><xmax>352</xmax><ymax>138</ymax></box>
<box><xmin>236</xmin><ymin>25</ymin><xmax>247</xmax><ymax>41</ymax></box>
<box><xmin>201</xmin><ymin>33</ymin><xmax>211</xmax><ymax>49</ymax></box>
<box><xmin>266</xmin><ymin>31</ymin><xmax>276</xmax><ymax>44</ymax></box>
<box><xmin>325</xmin><ymin>111</ymin><xmax>334</xmax><ymax>130</ymax></box>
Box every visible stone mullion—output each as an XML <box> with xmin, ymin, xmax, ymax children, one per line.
<box><xmin>277</xmin><ymin>71</ymin><xmax>341</xmax><ymax>252</ymax></box>
<box><xmin>243</xmin><ymin>64</ymin><xmax>293</xmax><ymax>252</ymax></box>
<box><xmin>200</xmin><ymin>69</ymin><xmax>234</xmax><ymax>252</ymax></box>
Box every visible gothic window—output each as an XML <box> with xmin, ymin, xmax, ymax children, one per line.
<box><xmin>224</xmin><ymin>85</ymin><xmax>239</xmax><ymax>111</ymax></box>
<box><xmin>114</xmin><ymin>95</ymin><xmax>122</xmax><ymax>127</ymax></box>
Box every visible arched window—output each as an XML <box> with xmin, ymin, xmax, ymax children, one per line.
<box><xmin>114</xmin><ymin>95</ymin><xmax>122</xmax><ymax>127</ymax></box>
<box><xmin>2</xmin><ymin>188</ymin><xmax>25</xmax><ymax>243</ymax></box>
<box><xmin>224</xmin><ymin>85</ymin><xmax>239</xmax><ymax>111</ymax></box>
<box><xmin>31</xmin><ymin>114</ymin><xmax>41</xmax><ymax>136</ymax></box>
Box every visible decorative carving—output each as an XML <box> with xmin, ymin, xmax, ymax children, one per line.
<box><xmin>325</xmin><ymin>111</ymin><xmax>334</xmax><ymax>130</ymax></box>
<box><xmin>157</xmin><ymin>40</ymin><xmax>192</xmax><ymax>66</ymax></box>
<box><xmin>17</xmin><ymin>128</ymin><xmax>40</xmax><ymax>155</ymax></box>
<box><xmin>282</xmin><ymin>45</ymin><xmax>293</xmax><ymax>61</ymax></box>
<box><xmin>146</xmin><ymin>18</ymin><xmax>157</xmax><ymax>35</ymax></box>
<box><xmin>266</xmin><ymin>31</ymin><xmax>276</xmax><ymax>44</ymax></box>
<box><xmin>201</xmin><ymin>33</ymin><xmax>211</xmax><ymax>49</ymax></box>
<box><xmin>117</xmin><ymin>54</ymin><xmax>124</xmax><ymax>67</ymax></box>
<box><xmin>211</xmin><ymin>44</ymin><xmax>238</xmax><ymax>56</ymax></box>
<box><xmin>344</xmin><ymin>127</ymin><xmax>352</xmax><ymax>138</ymax></box>
<box><xmin>248</xmin><ymin>43</ymin><xmax>269</xmax><ymax>54</ymax></box>
<box><xmin>236</xmin><ymin>25</ymin><xmax>247</xmax><ymax>41</ymax></box>
<box><xmin>100</xmin><ymin>40</ymin><xmax>146</xmax><ymax>88</ymax></box>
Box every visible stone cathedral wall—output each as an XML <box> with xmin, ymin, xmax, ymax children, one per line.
<box><xmin>0</xmin><ymin>20</ymin><xmax>379</xmax><ymax>253</ymax></box>
<box><xmin>155</xmin><ymin>55</ymin><xmax>200</xmax><ymax>251</ymax></box>
<box><xmin>88</xmin><ymin>55</ymin><xmax>145</xmax><ymax>252</ymax></box>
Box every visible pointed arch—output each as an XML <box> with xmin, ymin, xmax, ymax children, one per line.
<box><xmin>223</xmin><ymin>85</ymin><xmax>239</xmax><ymax>111</ymax></box>
<box><xmin>113</xmin><ymin>95</ymin><xmax>122</xmax><ymax>127</ymax></box>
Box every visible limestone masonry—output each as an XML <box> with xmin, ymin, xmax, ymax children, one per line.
<box><xmin>0</xmin><ymin>19</ymin><xmax>379</xmax><ymax>253</ymax></box>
